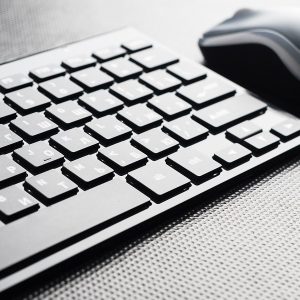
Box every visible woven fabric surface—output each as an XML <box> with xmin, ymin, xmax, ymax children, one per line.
<box><xmin>16</xmin><ymin>155</ymin><xmax>300</xmax><ymax>300</ymax></box>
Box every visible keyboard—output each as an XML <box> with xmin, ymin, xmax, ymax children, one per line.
<box><xmin>0</xmin><ymin>27</ymin><xmax>299</xmax><ymax>293</ymax></box>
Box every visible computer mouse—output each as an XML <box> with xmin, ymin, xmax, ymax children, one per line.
<box><xmin>199</xmin><ymin>8</ymin><xmax>300</xmax><ymax>115</ymax></box>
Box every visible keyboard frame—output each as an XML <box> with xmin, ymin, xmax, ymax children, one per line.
<box><xmin>0</xmin><ymin>27</ymin><xmax>299</xmax><ymax>294</ymax></box>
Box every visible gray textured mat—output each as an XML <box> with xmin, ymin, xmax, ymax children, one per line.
<box><xmin>19</xmin><ymin>156</ymin><xmax>300</xmax><ymax>300</ymax></box>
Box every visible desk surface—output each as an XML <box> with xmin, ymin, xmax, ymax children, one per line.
<box><xmin>1</xmin><ymin>1</ymin><xmax>300</xmax><ymax>299</ymax></box>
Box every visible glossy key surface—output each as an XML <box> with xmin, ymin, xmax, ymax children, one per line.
<box><xmin>5</xmin><ymin>87</ymin><xmax>51</xmax><ymax>114</ymax></box>
<box><xmin>0</xmin><ymin>186</ymin><xmax>39</xmax><ymax>223</ymax></box>
<box><xmin>167</xmin><ymin>61</ymin><xmax>206</xmax><ymax>84</ymax></box>
<box><xmin>25</xmin><ymin>170</ymin><xmax>78</xmax><ymax>204</ymax></box>
<box><xmin>50</xmin><ymin>128</ymin><xmax>99</xmax><ymax>159</ymax></box>
<box><xmin>244</xmin><ymin>132</ymin><xmax>280</xmax><ymax>154</ymax></box>
<box><xmin>117</xmin><ymin>104</ymin><xmax>163</xmax><ymax>132</ymax></box>
<box><xmin>110</xmin><ymin>80</ymin><xmax>153</xmax><ymax>105</ymax></box>
<box><xmin>70</xmin><ymin>68</ymin><xmax>114</xmax><ymax>91</ymax></box>
<box><xmin>98</xmin><ymin>141</ymin><xmax>147</xmax><ymax>174</ymax></box>
<box><xmin>167</xmin><ymin>149</ymin><xmax>222</xmax><ymax>183</ymax></box>
<box><xmin>13</xmin><ymin>142</ymin><xmax>64</xmax><ymax>174</ymax></box>
<box><xmin>130</xmin><ymin>47</ymin><xmax>178</xmax><ymax>71</ymax></box>
<box><xmin>0</xmin><ymin>102</ymin><xmax>17</xmax><ymax>123</ymax></box>
<box><xmin>192</xmin><ymin>94</ymin><xmax>267</xmax><ymax>132</ymax></box>
<box><xmin>30</xmin><ymin>65</ymin><xmax>66</xmax><ymax>82</ymax></box>
<box><xmin>163</xmin><ymin>117</ymin><xmax>208</xmax><ymax>145</ymax></box>
<box><xmin>214</xmin><ymin>143</ymin><xmax>252</xmax><ymax>168</ymax></box>
<box><xmin>39</xmin><ymin>77</ymin><xmax>83</xmax><ymax>102</ymax></box>
<box><xmin>85</xmin><ymin>115</ymin><xmax>132</xmax><ymax>145</ymax></box>
<box><xmin>78</xmin><ymin>90</ymin><xmax>123</xmax><ymax>117</ymax></box>
<box><xmin>0</xmin><ymin>156</ymin><xmax>27</xmax><ymax>188</ymax></box>
<box><xmin>132</xmin><ymin>128</ymin><xmax>179</xmax><ymax>159</ymax></box>
<box><xmin>10</xmin><ymin>113</ymin><xmax>59</xmax><ymax>142</ymax></box>
<box><xmin>271</xmin><ymin>119</ymin><xmax>300</xmax><ymax>141</ymax></box>
<box><xmin>0</xmin><ymin>125</ymin><xmax>23</xmax><ymax>154</ymax></box>
<box><xmin>46</xmin><ymin>101</ymin><xmax>92</xmax><ymax>128</ymax></box>
<box><xmin>101</xmin><ymin>58</ymin><xmax>143</xmax><ymax>81</ymax></box>
<box><xmin>127</xmin><ymin>161</ymin><xmax>190</xmax><ymax>201</ymax></box>
<box><xmin>140</xmin><ymin>70</ymin><xmax>181</xmax><ymax>94</ymax></box>
<box><xmin>0</xmin><ymin>74</ymin><xmax>33</xmax><ymax>93</ymax></box>
<box><xmin>177</xmin><ymin>77</ymin><xmax>235</xmax><ymax>108</ymax></box>
<box><xmin>148</xmin><ymin>93</ymin><xmax>191</xmax><ymax>120</ymax></box>
<box><xmin>62</xmin><ymin>155</ymin><xmax>114</xmax><ymax>188</ymax></box>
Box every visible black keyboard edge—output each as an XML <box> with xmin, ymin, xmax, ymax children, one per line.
<box><xmin>0</xmin><ymin>27</ymin><xmax>299</xmax><ymax>294</ymax></box>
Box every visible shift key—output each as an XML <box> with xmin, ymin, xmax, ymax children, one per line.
<box><xmin>0</xmin><ymin>178</ymin><xmax>150</xmax><ymax>273</ymax></box>
<box><xmin>192</xmin><ymin>94</ymin><xmax>267</xmax><ymax>132</ymax></box>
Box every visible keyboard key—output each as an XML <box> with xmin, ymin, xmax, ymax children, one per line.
<box><xmin>0</xmin><ymin>125</ymin><xmax>23</xmax><ymax>154</ymax></box>
<box><xmin>0</xmin><ymin>102</ymin><xmax>17</xmax><ymax>124</ymax></box>
<box><xmin>13</xmin><ymin>142</ymin><xmax>64</xmax><ymax>174</ymax></box>
<box><xmin>192</xmin><ymin>95</ymin><xmax>267</xmax><ymax>132</ymax></box>
<box><xmin>163</xmin><ymin>117</ymin><xmax>208</xmax><ymax>145</ymax></box>
<box><xmin>213</xmin><ymin>144</ymin><xmax>252</xmax><ymax>168</ymax></box>
<box><xmin>30</xmin><ymin>65</ymin><xmax>66</xmax><ymax>82</ymax></box>
<box><xmin>45</xmin><ymin>101</ymin><xmax>92</xmax><ymax>128</ymax></box>
<box><xmin>0</xmin><ymin>73</ymin><xmax>33</xmax><ymax>93</ymax></box>
<box><xmin>0</xmin><ymin>156</ymin><xmax>27</xmax><ymax>188</ymax></box>
<box><xmin>148</xmin><ymin>93</ymin><xmax>191</xmax><ymax>120</ymax></box>
<box><xmin>167</xmin><ymin>149</ymin><xmax>222</xmax><ymax>183</ymax></box>
<box><xmin>140</xmin><ymin>70</ymin><xmax>181</xmax><ymax>94</ymax></box>
<box><xmin>132</xmin><ymin>129</ymin><xmax>179</xmax><ymax>159</ymax></box>
<box><xmin>177</xmin><ymin>78</ymin><xmax>236</xmax><ymax>108</ymax></box>
<box><xmin>62</xmin><ymin>56</ymin><xmax>97</xmax><ymax>72</ymax></box>
<box><xmin>130</xmin><ymin>47</ymin><xmax>179</xmax><ymax>71</ymax></box>
<box><xmin>117</xmin><ymin>104</ymin><xmax>163</xmax><ymax>132</ymax></box>
<box><xmin>167</xmin><ymin>61</ymin><xmax>207</xmax><ymax>84</ymax></box>
<box><xmin>0</xmin><ymin>186</ymin><xmax>39</xmax><ymax>223</ymax></box>
<box><xmin>62</xmin><ymin>156</ymin><xmax>114</xmax><ymax>188</ymax></box>
<box><xmin>70</xmin><ymin>68</ymin><xmax>114</xmax><ymax>91</ymax></box>
<box><xmin>50</xmin><ymin>128</ymin><xmax>99</xmax><ymax>159</ymax></box>
<box><xmin>244</xmin><ymin>132</ymin><xmax>280</xmax><ymax>154</ymax></box>
<box><xmin>85</xmin><ymin>115</ymin><xmax>132</xmax><ymax>145</ymax></box>
<box><xmin>0</xmin><ymin>178</ymin><xmax>149</xmax><ymax>272</ymax></box>
<box><xmin>5</xmin><ymin>87</ymin><xmax>51</xmax><ymax>114</ymax></box>
<box><xmin>101</xmin><ymin>58</ymin><xmax>143</xmax><ymax>81</ymax></box>
<box><xmin>226</xmin><ymin>121</ymin><xmax>262</xmax><ymax>141</ymax></box>
<box><xmin>10</xmin><ymin>113</ymin><xmax>59</xmax><ymax>142</ymax></box>
<box><xmin>110</xmin><ymin>80</ymin><xmax>153</xmax><ymax>105</ymax></box>
<box><xmin>127</xmin><ymin>161</ymin><xmax>190</xmax><ymax>201</ymax></box>
<box><xmin>25</xmin><ymin>170</ymin><xmax>78</xmax><ymax>204</ymax></box>
<box><xmin>122</xmin><ymin>39</ymin><xmax>152</xmax><ymax>53</ymax></box>
<box><xmin>39</xmin><ymin>77</ymin><xmax>83</xmax><ymax>102</ymax></box>
<box><xmin>78</xmin><ymin>90</ymin><xmax>123</xmax><ymax>117</ymax></box>
<box><xmin>271</xmin><ymin>119</ymin><xmax>300</xmax><ymax>141</ymax></box>
<box><xmin>93</xmin><ymin>46</ymin><xmax>126</xmax><ymax>62</ymax></box>
<box><xmin>98</xmin><ymin>141</ymin><xmax>147</xmax><ymax>174</ymax></box>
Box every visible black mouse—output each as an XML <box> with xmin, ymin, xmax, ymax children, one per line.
<box><xmin>199</xmin><ymin>8</ymin><xmax>300</xmax><ymax>115</ymax></box>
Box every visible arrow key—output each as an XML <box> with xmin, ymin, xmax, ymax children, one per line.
<box><xmin>213</xmin><ymin>143</ymin><xmax>251</xmax><ymax>168</ymax></box>
<box><xmin>244</xmin><ymin>132</ymin><xmax>280</xmax><ymax>154</ymax></box>
<box><xmin>271</xmin><ymin>119</ymin><xmax>300</xmax><ymax>141</ymax></box>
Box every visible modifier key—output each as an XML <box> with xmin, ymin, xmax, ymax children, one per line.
<box><xmin>192</xmin><ymin>94</ymin><xmax>267</xmax><ymax>132</ymax></box>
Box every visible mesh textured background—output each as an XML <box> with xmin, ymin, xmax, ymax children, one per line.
<box><xmin>17</xmin><ymin>156</ymin><xmax>300</xmax><ymax>300</ymax></box>
<box><xmin>1</xmin><ymin>1</ymin><xmax>299</xmax><ymax>299</ymax></box>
